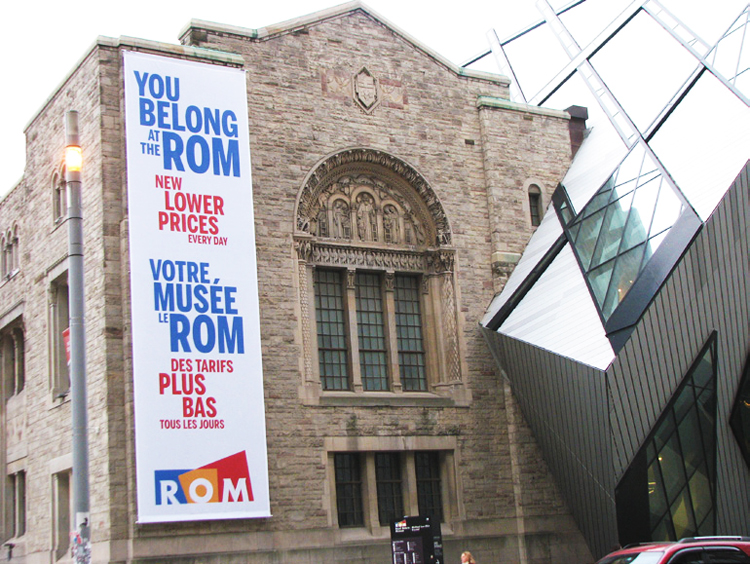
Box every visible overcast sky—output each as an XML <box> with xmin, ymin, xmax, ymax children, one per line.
<box><xmin>1</xmin><ymin>0</ymin><xmax>744</xmax><ymax>193</ymax></box>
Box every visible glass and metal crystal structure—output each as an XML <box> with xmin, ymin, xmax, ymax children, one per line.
<box><xmin>477</xmin><ymin>0</ymin><xmax>750</xmax><ymax>558</ymax></box>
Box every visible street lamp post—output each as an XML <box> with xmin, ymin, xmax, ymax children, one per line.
<box><xmin>65</xmin><ymin>110</ymin><xmax>91</xmax><ymax>564</ymax></box>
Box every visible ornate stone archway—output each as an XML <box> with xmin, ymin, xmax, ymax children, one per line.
<box><xmin>294</xmin><ymin>149</ymin><xmax>468</xmax><ymax>405</ymax></box>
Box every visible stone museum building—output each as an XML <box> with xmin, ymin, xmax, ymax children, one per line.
<box><xmin>0</xmin><ymin>2</ymin><xmax>595</xmax><ymax>563</ymax></box>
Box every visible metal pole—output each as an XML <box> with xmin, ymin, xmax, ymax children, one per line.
<box><xmin>65</xmin><ymin>110</ymin><xmax>91</xmax><ymax>564</ymax></box>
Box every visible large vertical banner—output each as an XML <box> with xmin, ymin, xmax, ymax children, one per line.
<box><xmin>123</xmin><ymin>51</ymin><xmax>270</xmax><ymax>522</ymax></box>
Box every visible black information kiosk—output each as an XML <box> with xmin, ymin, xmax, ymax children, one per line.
<box><xmin>390</xmin><ymin>516</ymin><xmax>443</xmax><ymax>564</ymax></box>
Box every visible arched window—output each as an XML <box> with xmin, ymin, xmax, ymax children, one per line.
<box><xmin>294</xmin><ymin>149</ymin><xmax>467</xmax><ymax>404</ymax></box>
<box><xmin>1</xmin><ymin>226</ymin><xmax>20</xmax><ymax>280</ymax></box>
<box><xmin>53</xmin><ymin>164</ymin><xmax>67</xmax><ymax>223</ymax></box>
<box><xmin>1</xmin><ymin>321</ymin><xmax>24</xmax><ymax>398</ymax></box>
<box><xmin>528</xmin><ymin>184</ymin><xmax>542</xmax><ymax>227</ymax></box>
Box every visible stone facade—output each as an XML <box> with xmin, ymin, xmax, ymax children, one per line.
<box><xmin>0</xmin><ymin>4</ymin><xmax>592</xmax><ymax>563</ymax></box>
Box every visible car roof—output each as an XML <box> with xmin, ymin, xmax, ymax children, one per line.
<box><xmin>598</xmin><ymin>538</ymin><xmax>750</xmax><ymax>562</ymax></box>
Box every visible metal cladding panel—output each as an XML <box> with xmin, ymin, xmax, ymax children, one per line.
<box><xmin>605</xmin><ymin>161</ymin><xmax>750</xmax><ymax>532</ymax></box>
<box><xmin>481</xmin><ymin>208</ymin><xmax>563</xmax><ymax>326</ymax></box>
<box><xmin>481</xmin><ymin>327</ymin><xmax>617</xmax><ymax>559</ymax></box>
<box><xmin>498</xmin><ymin>243</ymin><xmax>614</xmax><ymax>370</ymax></box>
<box><xmin>483</xmin><ymin>163</ymin><xmax>750</xmax><ymax>557</ymax></box>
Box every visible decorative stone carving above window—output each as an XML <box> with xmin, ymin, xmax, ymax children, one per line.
<box><xmin>321</xmin><ymin>69</ymin><xmax>407</xmax><ymax>113</ymax></box>
<box><xmin>294</xmin><ymin>149</ymin><xmax>469</xmax><ymax>407</ymax></box>
<box><xmin>297</xmin><ymin>148</ymin><xmax>451</xmax><ymax>247</ymax></box>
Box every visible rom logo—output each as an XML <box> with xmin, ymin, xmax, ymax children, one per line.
<box><xmin>154</xmin><ymin>451</ymin><xmax>253</xmax><ymax>505</ymax></box>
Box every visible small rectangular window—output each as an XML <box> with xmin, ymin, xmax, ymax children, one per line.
<box><xmin>529</xmin><ymin>190</ymin><xmax>542</xmax><ymax>227</ymax></box>
<box><xmin>53</xmin><ymin>471</ymin><xmax>71</xmax><ymax>560</ymax></box>
<box><xmin>334</xmin><ymin>453</ymin><xmax>364</xmax><ymax>527</ymax></box>
<box><xmin>50</xmin><ymin>275</ymin><xmax>70</xmax><ymax>395</ymax></box>
<box><xmin>416</xmin><ymin>451</ymin><xmax>443</xmax><ymax>521</ymax></box>
<box><xmin>9</xmin><ymin>471</ymin><xmax>26</xmax><ymax>537</ymax></box>
<box><xmin>375</xmin><ymin>453</ymin><xmax>404</xmax><ymax>525</ymax></box>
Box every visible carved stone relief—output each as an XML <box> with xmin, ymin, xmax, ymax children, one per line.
<box><xmin>296</xmin><ymin>149</ymin><xmax>451</xmax><ymax>247</ymax></box>
<box><xmin>353</xmin><ymin>67</ymin><xmax>379</xmax><ymax>113</ymax></box>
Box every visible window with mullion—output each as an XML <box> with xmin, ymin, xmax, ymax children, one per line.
<box><xmin>334</xmin><ymin>454</ymin><xmax>364</xmax><ymax>527</ymax></box>
<box><xmin>416</xmin><ymin>451</ymin><xmax>443</xmax><ymax>521</ymax></box>
<box><xmin>375</xmin><ymin>453</ymin><xmax>404</xmax><ymax>525</ymax></box>
<box><xmin>314</xmin><ymin>269</ymin><xmax>349</xmax><ymax>390</ymax></box>
<box><xmin>356</xmin><ymin>272</ymin><xmax>388</xmax><ymax>391</ymax></box>
<box><xmin>394</xmin><ymin>275</ymin><xmax>426</xmax><ymax>391</ymax></box>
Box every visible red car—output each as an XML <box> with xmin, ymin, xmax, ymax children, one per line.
<box><xmin>596</xmin><ymin>537</ymin><xmax>750</xmax><ymax>564</ymax></box>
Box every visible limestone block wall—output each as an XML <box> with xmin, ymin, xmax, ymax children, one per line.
<box><xmin>0</xmin><ymin>5</ymin><xmax>593</xmax><ymax>563</ymax></box>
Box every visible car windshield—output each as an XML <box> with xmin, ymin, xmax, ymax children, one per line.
<box><xmin>599</xmin><ymin>551</ymin><xmax>665</xmax><ymax>564</ymax></box>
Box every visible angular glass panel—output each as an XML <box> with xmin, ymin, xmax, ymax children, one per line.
<box><xmin>652</xmin><ymin>516</ymin><xmax>673</xmax><ymax>542</ymax></box>
<box><xmin>642</xmin><ymin>229</ymin><xmax>670</xmax><ymax>267</ymax></box>
<box><xmin>574</xmin><ymin>208</ymin><xmax>606</xmax><ymax>270</ymax></box>
<box><xmin>730</xmin><ymin>356</ymin><xmax>750</xmax><ymax>469</ymax></box>
<box><xmin>659</xmin><ymin>432</ymin><xmax>686</xmax><ymax>501</ymax></box>
<box><xmin>649</xmin><ymin>181</ymin><xmax>683</xmax><ymax>235</ymax></box>
<box><xmin>678</xmin><ymin>406</ymin><xmax>705</xmax><ymax>474</ymax></box>
<box><xmin>688</xmin><ymin>463</ymin><xmax>713</xmax><ymax>530</ymax></box>
<box><xmin>582</xmin><ymin>187</ymin><xmax>614</xmax><ymax>219</ymax></box>
<box><xmin>617</xmin><ymin>337</ymin><xmax>717</xmax><ymax>543</ymax></box>
<box><xmin>648</xmin><ymin>460</ymin><xmax>669</xmax><ymax>527</ymax></box>
<box><xmin>615</xmin><ymin>144</ymin><xmax>646</xmax><ymax>190</ymax></box>
<box><xmin>558</xmin><ymin>0</ymin><xmax>633</xmax><ymax>51</ymax></box>
<box><xmin>589</xmin><ymin>11</ymin><xmax>699</xmax><ymax>133</ymax></box>
<box><xmin>654</xmin><ymin>411</ymin><xmax>676</xmax><ymax>452</ymax></box>
<box><xmin>601</xmin><ymin>242</ymin><xmax>646</xmax><ymax>320</ymax></box>
<box><xmin>636</xmin><ymin>167</ymin><xmax>661</xmax><ymax>188</ymax></box>
<box><xmin>649</xmin><ymin>71</ymin><xmax>750</xmax><ymax>220</ymax></box>
<box><xmin>670</xmin><ymin>487</ymin><xmax>697</xmax><ymax>539</ymax></box>
<box><xmin>502</xmin><ymin>21</ymin><xmax>571</xmax><ymax>101</ymax></box>
<box><xmin>619</xmin><ymin>177</ymin><xmax>660</xmax><ymax>253</ymax></box>
<box><xmin>673</xmin><ymin>384</ymin><xmax>695</xmax><ymax>425</ymax></box>
<box><xmin>692</xmin><ymin>352</ymin><xmax>715</xmax><ymax>391</ymax></box>
<box><xmin>590</xmin><ymin>194</ymin><xmax>634</xmax><ymax>268</ymax></box>
<box><xmin>610</xmin><ymin>178</ymin><xmax>638</xmax><ymax>203</ymax></box>
<box><xmin>588</xmin><ymin>259</ymin><xmax>615</xmax><ymax>307</ymax></box>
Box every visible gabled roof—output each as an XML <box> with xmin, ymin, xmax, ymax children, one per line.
<box><xmin>178</xmin><ymin>1</ymin><xmax>510</xmax><ymax>86</ymax></box>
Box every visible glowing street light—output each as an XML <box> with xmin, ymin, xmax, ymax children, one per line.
<box><xmin>65</xmin><ymin>111</ymin><xmax>91</xmax><ymax>564</ymax></box>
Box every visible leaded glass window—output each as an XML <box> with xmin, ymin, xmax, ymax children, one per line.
<box><xmin>375</xmin><ymin>453</ymin><xmax>404</xmax><ymax>525</ymax></box>
<box><xmin>416</xmin><ymin>451</ymin><xmax>443</xmax><ymax>521</ymax></box>
<box><xmin>529</xmin><ymin>184</ymin><xmax>542</xmax><ymax>227</ymax></box>
<box><xmin>313</xmin><ymin>269</ymin><xmax>431</xmax><ymax>393</ymax></box>
<box><xmin>334</xmin><ymin>454</ymin><xmax>364</xmax><ymax>527</ymax></box>
<box><xmin>395</xmin><ymin>275</ymin><xmax>426</xmax><ymax>391</ymax></box>
<box><xmin>356</xmin><ymin>272</ymin><xmax>388</xmax><ymax>391</ymax></box>
<box><xmin>314</xmin><ymin>269</ymin><xmax>349</xmax><ymax>390</ymax></box>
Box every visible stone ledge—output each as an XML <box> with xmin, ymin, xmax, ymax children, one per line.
<box><xmin>319</xmin><ymin>391</ymin><xmax>455</xmax><ymax>407</ymax></box>
<box><xmin>478</xmin><ymin>96</ymin><xmax>571</xmax><ymax>120</ymax></box>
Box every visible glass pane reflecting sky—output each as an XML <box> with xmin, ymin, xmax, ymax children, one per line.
<box><xmin>502</xmin><ymin>23</ymin><xmax>570</xmax><ymax>101</ymax></box>
<box><xmin>590</xmin><ymin>11</ymin><xmax>698</xmax><ymax>134</ymax></box>
<box><xmin>559</xmin><ymin>0</ymin><xmax>632</xmax><ymax>52</ymax></box>
<box><xmin>649</xmin><ymin>71</ymin><xmax>750</xmax><ymax>220</ymax></box>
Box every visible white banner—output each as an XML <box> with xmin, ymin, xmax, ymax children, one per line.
<box><xmin>123</xmin><ymin>51</ymin><xmax>270</xmax><ymax>522</ymax></box>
